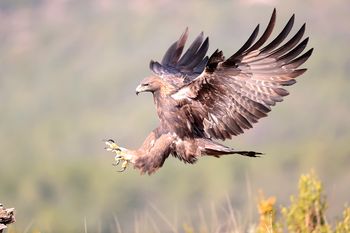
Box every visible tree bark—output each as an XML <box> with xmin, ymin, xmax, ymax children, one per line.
<box><xmin>0</xmin><ymin>204</ymin><xmax>15</xmax><ymax>233</ymax></box>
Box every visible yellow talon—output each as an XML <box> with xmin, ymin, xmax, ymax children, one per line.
<box><xmin>104</xmin><ymin>139</ymin><xmax>131</xmax><ymax>172</ymax></box>
<box><xmin>118</xmin><ymin>160</ymin><xmax>129</xmax><ymax>172</ymax></box>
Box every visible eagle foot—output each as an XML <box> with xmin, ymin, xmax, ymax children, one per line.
<box><xmin>104</xmin><ymin>139</ymin><xmax>131</xmax><ymax>172</ymax></box>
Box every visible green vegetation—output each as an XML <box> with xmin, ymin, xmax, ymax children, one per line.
<box><xmin>335</xmin><ymin>208</ymin><xmax>350</xmax><ymax>233</ymax></box>
<box><xmin>256</xmin><ymin>172</ymin><xmax>350</xmax><ymax>233</ymax></box>
<box><xmin>183</xmin><ymin>172</ymin><xmax>350</xmax><ymax>233</ymax></box>
<box><xmin>281</xmin><ymin>172</ymin><xmax>330</xmax><ymax>233</ymax></box>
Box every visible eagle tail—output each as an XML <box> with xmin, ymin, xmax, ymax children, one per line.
<box><xmin>231</xmin><ymin>150</ymin><xmax>263</xmax><ymax>157</ymax></box>
<box><xmin>200</xmin><ymin>139</ymin><xmax>263</xmax><ymax>158</ymax></box>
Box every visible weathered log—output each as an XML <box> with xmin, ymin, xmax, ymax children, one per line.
<box><xmin>0</xmin><ymin>203</ymin><xmax>15</xmax><ymax>233</ymax></box>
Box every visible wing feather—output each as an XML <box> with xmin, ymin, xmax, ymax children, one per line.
<box><xmin>261</xmin><ymin>14</ymin><xmax>294</xmax><ymax>53</ymax></box>
<box><xmin>178</xmin><ymin>32</ymin><xmax>204</xmax><ymax>66</ymax></box>
<box><xmin>225</xmin><ymin>24</ymin><xmax>260</xmax><ymax>65</ymax></box>
<box><xmin>171</xmin><ymin>9</ymin><xmax>313</xmax><ymax>139</ymax></box>
<box><xmin>245</xmin><ymin>9</ymin><xmax>276</xmax><ymax>52</ymax></box>
<box><xmin>150</xmin><ymin>28</ymin><xmax>209</xmax><ymax>81</ymax></box>
<box><xmin>161</xmin><ymin>27</ymin><xmax>188</xmax><ymax>66</ymax></box>
<box><xmin>184</xmin><ymin>38</ymin><xmax>209</xmax><ymax>71</ymax></box>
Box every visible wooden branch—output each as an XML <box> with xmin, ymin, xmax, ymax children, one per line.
<box><xmin>0</xmin><ymin>203</ymin><xmax>15</xmax><ymax>233</ymax></box>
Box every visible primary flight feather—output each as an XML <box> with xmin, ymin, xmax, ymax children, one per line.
<box><xmin>105</xmin><ymin>9</ymin><xmax>313</xmax><ymax>174</ymax></box>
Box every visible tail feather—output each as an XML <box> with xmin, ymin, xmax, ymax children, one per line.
<box><xmin>199</xmin><ymin>138</ymin><xmax>263</xmax><ymax>158</ymax></box>
<box><xmin>232</xmin><ymin>150</ymin><xmax>263</xmax><ymax>157</ymax></box>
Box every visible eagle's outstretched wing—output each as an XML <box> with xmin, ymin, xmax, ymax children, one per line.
<box><xmin>149</xmin><ymin>28</ymin><xmax>209</xmax><ymax>85</ymax></box>
<box><xmin>171</xmin><ymin>9</ymin><xmax>313</xmax><ymax>140</ymax></box>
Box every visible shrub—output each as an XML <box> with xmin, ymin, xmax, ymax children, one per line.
<box><xmin>257</xmin><ymin>171</ymin><xmax>350</xmax><ymax>233</ymax></box>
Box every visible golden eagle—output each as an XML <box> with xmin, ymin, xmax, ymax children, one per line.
<box><xmin>105</xmin><ymin>9</ymin><xmax>313</xmax><ymax>174</ymax></box>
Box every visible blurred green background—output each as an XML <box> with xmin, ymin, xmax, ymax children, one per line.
<box><xmin>0</xmin><ymin>0</ymin><xmax>349</xmax><ymax>232</ymax></box>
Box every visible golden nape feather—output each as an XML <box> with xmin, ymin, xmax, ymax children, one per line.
<box><xmin>105</xmin><ymin>8</ymin><xmax>312</xmax><ymax>175</ymax></box>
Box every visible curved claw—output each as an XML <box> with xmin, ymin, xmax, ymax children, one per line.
<box><xmin>117</xmin><ymin>160</ymin><xmax>129</xmax><ymax>172</ymax></box>
<box><xmin>112</xmin><ymin>154</ymin><xmax>130</xmax><ymax>172</ymax></box>
<box><xmin>112</xmin><ymin>160</ymin><xmax>120</xmax><ymax>166</ymax></box>
<box><xmin>104</xmin><ymin>139</ymin><xmax>121</xmax><ymax>152</ymax></box>
<box><xmin>113</xmin><ymin>154</ymin><xmax>125</xmax><ymax>166</ymax></box>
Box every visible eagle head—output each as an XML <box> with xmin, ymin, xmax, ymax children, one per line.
<box><xmin>135</xmin><ymin>76</ymin><xmax>164</xmax><ymax>95</ymax></box>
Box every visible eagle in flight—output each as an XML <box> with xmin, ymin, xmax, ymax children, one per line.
<box><xmin>104</xmin><ymin>9</ymin><xmax>313</xmax><ymax>174</ymax></box>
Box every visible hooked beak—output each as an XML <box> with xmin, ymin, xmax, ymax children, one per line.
<box><xmin>135</xmin><ymin>85</ymin><xmax>142</xmax><ymax>95</ymax></box>
<box><xmin>135</xmin><ymin>84</ymin><xmax>147</xmax><ymax>95</ymax></box>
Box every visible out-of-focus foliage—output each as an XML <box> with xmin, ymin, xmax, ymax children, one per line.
<box><xmin>281</xmin><ymin>172</ymin><xmax>330</xmax><ymax>233</ymax></box>
<box><xmin>256</xmin><ymin>194</ymin><xmax>281</xmax><ymax>233</ymax></box>
<box><xmin>256</xmin><ymin>172</ymin><xmax>349</xmax><ymax>233</ymax></box>
<box><xmin>6</xmin><ymin>173</ymin><xmax>350</xmax><ymax>233</ymax></box>
<box><xmin>0</xmin><ymin>0</ymin><xmax>349</xmax><ymax>232</ymax></box>
<box><xmin>335</xmin><ymin>207</ymin><xmax>350</xmax><ymax>233</ymax></box>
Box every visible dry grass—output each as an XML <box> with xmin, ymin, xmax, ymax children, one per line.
<box><xmin>5</xmin><ymin>171</ymin><xmax>350</xmax><ymax>233</ymax></box>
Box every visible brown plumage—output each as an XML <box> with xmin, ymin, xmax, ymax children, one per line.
<box><xmin>106</xmin><ymin>9</ymin><xmax>313</xmax><ymax>174</ymax></box>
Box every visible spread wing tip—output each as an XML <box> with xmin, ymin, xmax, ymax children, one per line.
<box><xmin>152</xmin><ymin>27</ymin><xmax>210</xmax><ymax>77</ymax></box>
<box><xmin>283</xmin><ymin>48</ymin><xmax>313</xmax><ymax>69</ymax></box>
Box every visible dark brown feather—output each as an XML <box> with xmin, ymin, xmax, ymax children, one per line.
<box><xmin>261</xmin><ymin>14</ymin><xmax>294</xmax><ymax>53</ymax></box>
<box><xmin>245</xmin><ymin>8</ymin><xmax>276</xmax><ymax>53</ymax></box>
<box><xmin>170</xmin><ymin>9</ymin><xmax>312</xmax><ymax>140</ymax></box>
<box><xmin>224</xmin><ymin>24</ymin><xmax>260</xmax><ymax>66</ymax></box>
<box><xmin>161</xmin><ymin>27</ymin><xmax>188</xmax><ymax>65</ymax></box>
<box><xmin>150</xmin><ymin>28</ymin><xmax>209</xmax><ymax>78</ymax></box>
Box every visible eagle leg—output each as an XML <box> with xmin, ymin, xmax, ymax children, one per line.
<box><xmin>104</xmin><ymin>139</ymin><xmax>133</xmax><ymax>172</ymax></box>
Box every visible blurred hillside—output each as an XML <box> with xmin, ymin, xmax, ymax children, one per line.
<box><xmin>0</xmin><ymin>0</ymin><xmax>349</xmax><ymax>232</ymax></box>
